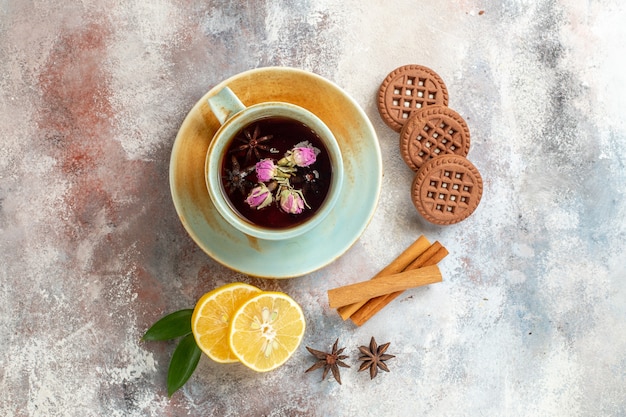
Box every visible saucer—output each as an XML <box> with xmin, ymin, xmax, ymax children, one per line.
<box><xmin>169</xmin><ymin>67</ymin><xmax>382</xmax><ymax>278</ymax></box>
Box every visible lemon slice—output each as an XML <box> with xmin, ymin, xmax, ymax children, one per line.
<box><xmin>191</xmin><ymin>282</ymin><xmax>262</xmax><ymax>363</ymax></box>
<box><xmin>229</xmin><ymin>292</ymin><xmax>306</xmax><ymax>372</ymax></box>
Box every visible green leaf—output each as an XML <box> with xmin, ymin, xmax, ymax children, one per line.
<box><xmin>167</xmin><ymin>333</ymin><xmax>202</xmax><ymax>397</ymax></box>
<box><xmin>142</xmin><ymin>309</ymin><xmax>194</xmax><ymax>341</ymax></box>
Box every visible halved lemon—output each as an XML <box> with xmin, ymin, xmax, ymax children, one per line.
<box><xmin>229</xmin><ymin>292</ymin><xmax>306</xmax><ymax>372</ymax></box>
<box><xmin>191</xmin><ymin>282</ymin><xmax>262</xmax><ymax>363</ymax></box>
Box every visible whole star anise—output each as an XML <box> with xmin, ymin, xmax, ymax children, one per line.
<box><xmin>305</xmin><ymin>339</ymin><xmax>350</xmax><ymax>384</ymax></box>
<box><xmin>358</xmin><ymin>337</ymin><xmax>395</xmax><ymax>379</ymax></box>
<box><xmin>230</xmin><ymin>123</ymin><xmax>273</xmax><ymax>163</ymax></box>
<box><xmin>222</xmin><ymin>155</ymin><xmax>254</xmax><ymax>195</ymax></box>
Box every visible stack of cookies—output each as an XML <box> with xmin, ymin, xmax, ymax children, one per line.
<box><xmin>377</xmin><ymin>64</ymin><xmax>483</xmax><ymax>226</ymax></box>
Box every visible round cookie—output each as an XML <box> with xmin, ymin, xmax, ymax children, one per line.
<box><xmin>399</xmin><ymin>106</ymin><xmax>471</xmax><ymax>171</ymax></box>
<box><xmin>411</xmin><ymin>155</ymin><xmax>483</xmax><ymax>225</ymax></box>
<box><xmin>377</xmin><ymin>65</ymin><xmax>449</xmax><ymax>132</ymax></box>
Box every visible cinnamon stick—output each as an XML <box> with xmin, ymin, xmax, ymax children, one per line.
<box><xmin>350</xmin><ymin>244</ymin><xmax>448</xmax><ymax>326</ymax></box>
<box><xmin>336</xmin><ymin>235</ymin><xmax>431</xmax><ymax>320</ymax></box>
<box><xmin>327</xmin><ymin>265</ymin><xmax>442</xmax><ymax>309</ymax></box>
<box><xmin>405</xmin><ymin>241</ymin><xmax>445</xmax><ymax>270</ymax></box>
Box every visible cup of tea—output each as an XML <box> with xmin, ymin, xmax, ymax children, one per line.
<box><xmin>205</xmin><ymin>87</ymin><xmax>344</xmax><ymax>240</ymax></box>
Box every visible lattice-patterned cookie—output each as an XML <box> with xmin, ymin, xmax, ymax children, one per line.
<box><xmin>411</xmin><ymin>155</ymin><xmax>483</xmax><ymax>225</ymax></box>
<box><xmin>377</xmin><ymin>65</ymin><xmax>449</xmax><ymax>132</ymax></box>
<box><xmin>399</xmin><ymin>106</ymin><xmax>471</xmax><ymax>171</ymax></box>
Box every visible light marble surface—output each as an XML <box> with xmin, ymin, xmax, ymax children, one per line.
<box><xmin>2</xmin><ymin>1</ymin><xmax>626</xmax><ymax>416</ymax></box>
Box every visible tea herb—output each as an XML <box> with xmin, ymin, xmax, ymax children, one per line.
<box><xmin>291</xmin><ymin>168</ymin><xmax>323</xmax><ymax>196</ymax></box>
<box><xmin>245</xmin><ymin>141</ymin><xmax>320</xmax><ymax>214</ymax></box>
<box><xmin>222</xmin><ymin>155</ymin><xmax>254</xmax><ymax>196</ymax></box>
<box><xmin>230</xmin><ymin>123</ymin><xmax>273</xmax><ymax>163</ymax></box>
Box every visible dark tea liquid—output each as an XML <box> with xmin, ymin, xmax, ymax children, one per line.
<box><xmin>220</xmin><ymin>116</ymin><xmax>332</xmax><ymax>229</ymax></box>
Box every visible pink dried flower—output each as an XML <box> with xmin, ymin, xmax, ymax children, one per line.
<box><xmin>245</xmin><ymin>183</ymin><xmax>273</xmax><ymax>209</ymax></box>
<box><xmin>291</xmin><ymin>141</ymin><xmax>319</xmax><ymax>167</ymax></box>
<box><xmin>279</xmin><ymin>141</ymin><xmax>320</xmax><ymax>168</ymax></box>
<box><xmin>279</xmin><ymin>188</ymin><xmax>306</xmax><ymax>214</ymax></box>
<box><xmin>291</xmin><ymin>147</ymin><xmax>317</xmax><ymax>167</ymax></box>
<box><xmin>255</xmin><ymin>159</ymin><xmax>277</xmax><ymax>182</ymax></box>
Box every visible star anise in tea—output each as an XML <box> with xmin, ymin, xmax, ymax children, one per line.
<box><xmin>358</xmin><ymin>337</ymin><xmax>395</xmax><ymax>379</ymax></box>
<box><xmin>222</xmin><ymin>155</ymin><xmax>254</xmax><ymax>196</ymax></box>
<box><xmin>230</xmin><ymin>123</ymin><xmax>273</xmax><ymax>163</ymax></box>
<box><xmin>305</xmin><ymin>338</ymin><xmax>350</xmax><ymax>384</ymax></box>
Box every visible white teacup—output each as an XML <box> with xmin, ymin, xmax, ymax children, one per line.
<box><xmin>205</xmin><ymin>87</ymin><xmax>343</xmax><ymax>241</ymax></box>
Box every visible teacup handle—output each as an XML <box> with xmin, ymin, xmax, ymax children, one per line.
<box><xmin>208</xmin><ymin>87</ymin><xmax>246</xmax><ymax>125</ymax></box>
